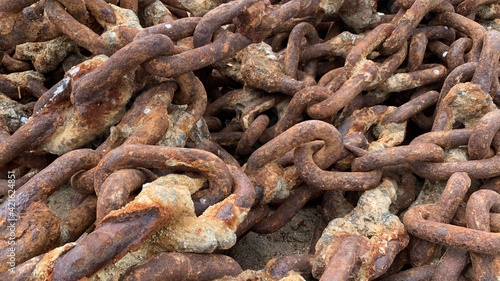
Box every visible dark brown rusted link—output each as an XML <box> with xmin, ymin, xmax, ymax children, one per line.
<box><xmin>306</xmin><ymin>62</ymin><xmax>377</xmax><ymax>119</ymax></box>
<box><xmin>447</xmin><ymin>38</ymin><xmax>472</xmax><ymax>71</ymax></box>
<box><xmin>94</xmin><ymin>144</ymin><xmax>233</xmax><ymax>214</ymax></box>
<box><xmin>0</xmin><ymin>149</ymin><xmax>99</xmax><ymax>218</ymax></box>
<box><xmin>352</xmin><ymin>143</ymin><xmax>445</xmax><ymax>172</ymax></box>
<box><xmin>45</xmin><ymin>0</ymin><xmax>114</xmax><ymax>56</ymax></box>
<box><xmin>427</xmin><ymin>40</ymin><xmax>449</xmax><ymax>61</ymax></box>
<box><xmin>122</xmin><ymin>253</ymin><xmax>242</xmax><ymax>281</ymax></box>
<box><xmin>301</xmin><ymin>33</ymin><xmax>359</xmax><ymax>62</ymax></box>
<box><xmin>376</xmin><ymin>64</ymin><xmax>447</xmax><ymax>93</ymax></box>
<box><xmin>120</xmin><ymin>0</ymin><xmax>139</xmax><ymax>14</ymax></box>
<box><xmin>382</xmin><ymin>0</ymin><xmax>445</xmax><ymax>55</ymax></box>
<box><xmin>344</xmin><ymin>23</ymin><xmax>395</xmax><ymax>75</ymax></box>
<box><xmin>412</xmin><ymin>151</ymin><xmax>500</xmax><ymax>180</ymax></box>
<box><xmin>236</xmin><ymin>114</ymin><xmax>270</xmax><ymax>155</ymax></box>
<box><xmin>470</xmin><ymin>30</ymin><xmax>500</xmax><ymax>95</ymax></box>
<box><xmin>438</xmin><ymin>62</ymin><xmax>477</xmax><ymax>104</ymax></box>
<box><xmin>73</xmin><ymin>34</ymin><xmax>175</xmax><ymax>116</ymax></box>
<box><xmin>403</xmin><ymin>204</ymin><xmax>500</xmax><ymax>255</ymax></box>
<box><xmin>410</xmin><ymin>172</ymin><xmax>471</xmax><ymax>266</ymax></box>
<box><xmin>246</xmin><ymin>120</ymin><xmax>344</xmax><ymax>172</ymax></box>
<box><xmin>211</xmin><ymin>132</ymin><xmax>244</xmax><ymax>146</ymax></box>
<box><xmin>391</xmin><ymin>173</ymin><xmax>418</xmax><ymax>213</ymax></box>
<box><xmin>266</xmin><ymin>254</ymin><xmax>313</xmax><ymax>280</ymax></box>
<box><xmin>0</xmin><ymin>76</ymin><xmax>23</xmax><ymax>100</ymax></box>
<box><xmin>430</xmin><ymin>12</ymin><xmax>486</xmax><ymax>62</ymax></box>
<box><xmin>226</xmin><ymin>165</ymin><xmax>256</xmax><ymax>210</ymax></box>
<box><xmin>233</xmin><ymin>0</ymin><xmax>322</xmax><ymax>43</ymax></box>
<box><xmin>194</xmin><ymin>139</ymin><xmax>241</xmax><ymax>168</ymax></box>
<box><xmin>144</xmin><ymin>31</ymin><xmax>252</xmax><ymax>78</ymax></box>
<box><xmin>415</xmin><ymin>25</ymin><xmax>456</xmax><ymax>44</ymax></box>
<box><xmin>26</xmin><ymin>79</ymin><xmax>48</xmax><ymax>99</ymax></box>
<box><xmin>465</xmin><ymin>189</ymin><xmax>500</xmax><ymax>280</ymax></box>
<box><xmin>240</xmin><ymin>96</ymin><xmax>276</xmax><ymax>130</ymax></box>
<box><xmin>379</xmin><ymin>265</ymin><xmax>437</xmax><ymax>281</ymax></box>
<box><xmin>85</xmin><ymin>0</ymin><xmax>117</xmax><ymax>24</ymax></box>
<box><xmin>319</xmin><ymin>235</ymin><xmax>365</xmax><ymax>281</ymax></box>
<box><xmin>193</xmin><ymin>0</ymin><xmax>260</xmax><ymax>48</ymax></box>
<box><xmin>175</xmin><ymin>71</ymin><xmax>207</xmax><ymax>126</ymax></box>
<box><xmin>0</xmin><ymin>0</ymin><xmax>38</xmax><ymax>12</ymax></box>
<box><xmin>382</xmin><ymin>90</ymin><xmax>439</xmax><ymax>124</ymax></box>
<box><xmin>56</xmin><ymin>0</ymin><xmax>90</xmax><ymax>24</ymax></box>
<box><xmin>0</xmin><ymin>202</ymin><xmax>60</xmax><ymax>273</ymax></box>
<box><xmin>407</xmin><ymin>32</ymin><xmax>428</xmax><ymax>72</ymax></box>
<box><xmin>135</xmin><ymin>17</ymin><xmax>200</xmax><ymax>40</ymax></box>
<box><xmin>59</xmin><ymin>195</ymin><xmax>97</xmax><ymax>243</ymax></box>
<box><xmin>96</xmin><ymin>169</ymin><xmax>150</xmax><ymax>222</ymax></box>
<box><xmin>235</xmin><ymin>204</ymin><xmax>269</xmax><ymax>236</ymax></box>
<box><xmin>294</xmin><ymin>143</ymin><xmax>382</xmax><ymax>191</ymax></box>
<box><xmin>1</xmin><ymin>53</ymin><xmax>32</xmax><ymax>72</ymax></box>
<box><xmin>284</xmin><ymin>22</ymin><xmax>319</xmax><ymax>80</ymax></box>
<box><xmin>251</xmin><ymin>185</ymin><xmax>315</xmax><ymax>234</ymax></box>
<box><xmin>468</xmin><ymin>109</ymin><xmax>500</xmax><ymax>160</ymax></box>
<box><xmin>51</xmin><ymin>207</ymin><xmax>164</xmax><ymax>280</ymax></box>
<box><xmin>274</xmin><ymin>86</ymin><xmax>331</xmax><ymax>136</ymax></box>
<box><xmin>411</xmin><ymin>128</ymin><xmax>472</xmax><ymax>147</ymax></box>
<box><xmin>0</xmin><ymin>109</ymin><xmax>60</xmax><ymax>169</ymax></box>
<box><xmin>431</xmin><ymin>248</ymin><xmax>469</xmax><ymax>281</ymax></box>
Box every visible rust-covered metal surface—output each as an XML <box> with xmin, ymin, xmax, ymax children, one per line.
<box><xmin>0</xmin><ymin>0</ymin><xmax>499</xmax><ymax>280</ymax></box>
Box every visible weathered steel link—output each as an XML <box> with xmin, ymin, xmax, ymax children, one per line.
<box><xmin>1</xmin><ymin>0</ymin><xmax>500</xmax><ymax>279</ymax></box>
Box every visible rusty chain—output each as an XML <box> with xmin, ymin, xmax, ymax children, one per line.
<box><xmin>0</xmin><ymin>0</ymin><xmax>499</xmax><ymax>280</ymax></box>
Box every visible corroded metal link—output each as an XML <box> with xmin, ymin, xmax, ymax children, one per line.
<box><xmin>72</xmin><ymin>34</ymin><xmax>175</xmax><ymax>116</ymax></box>
<box><xmin>470</xmin><ymin>30</ymin><xmax>500</xmax><ymax>95</ymax></box>
<box><xmin>283</xmin><ymin>22</ymin><xmax>319</xmax><ymax>80</ymax></box>
<box><xmin>193</xmin><ymin>0</ymin><xmax>261</xmax><ymax>48</ymax></box>
<box><xmin>274</xmin><ymin>86</ymin><xmax>331</xmax><ymax>136</ymax></box>
<box><xmin>96</xmin><ymin>168</ymin><xmax>150</xmax><ymax>222</ymax></box>
<box><xmin>143</xmin><ymin>31</ymin><xmax>252</xmax><ymax>78</ymax></box>
<box><xmin>468</xmin><ymin>109</ymin><xmax>500</xmax><ymax>160</ymax></box>
<box><xmin>94</xmin><ymin>144</ymin><xmax>233</xmax><ymax>214</ymax></box>
<box><xmin>407</xmin><ymin>32</ymin><xmax>427</xmax><ymax>72</ymax></box>
<box><xmin>294</xmin><ymin>143</ymin><xmax>382</xmax><ymax>191</ymax></box>
<box><xmin>409</xmin><ymin>172</ymin><xmax>471</xmax><ymax>266</ymax></box>
<box><xmin>465</xmin><ymin>190</ymin><xmax>500</xmax><ymax>280</ymax></box>
<box><xmin>135</xmin><ymin>17</ymin><xmax>201</xmax><ymax>40</ymax></box>
<box><xmin>246</xmin><ymin>120</ymin><xmax>344</xmax><ymax>172</ymax></box>
<box><xmin>403</xmin><ymin>204</ymin><xmax>500</xmax><ymax>255</ymax></box>
<box><xmin>317</xmin><ymin>234</ymin><xmax>365</xmax><ymax>281</ymax></box>
<box><xmin>447</xmin><ymin>38</ymin><xmax>472</xmax><ymax>71</ymax></box>
<box><xmin>0</xmin><ymin>149</ymin><xmax>99</xmax><ymax>217</ymax></box>
<box><xmin>351</xmin><ymin>143</ymin><xmax>444</xmax><ymax>172</ymax></box>
<box><xmin>265</xmin><ymin>254</ymin><xmax>313</xmax><ymax>280</ymax></box>
<box><xmin>251</xmin><ymin>184</ymin><xmax>316</xmax><ymax>234</ymax></box>
<box><xmin>430</xmin><ymin>12</ymin><xmax>486</xmax><ymax>62</ymax></box>
<box><xmin>431</xmin><ymin>248</ymin><xmax>469</xmax><ymax>281</ymax></box>
<box><xmin>0</xmin><ymin>0</ymin><xmax>38</xmax><ymax>12</ymax></box>
<box><xmin>45</xmin><ymin>0</ymin><xmax>114</xmax><ymax>56</ymax></box>
<box><xmin>122</xmin><ymin>253</ymin><xmax>243</xmax><ymax>281</ymax></box>
<box><xmin>382</xmin><ymin>0</ymin><xmax>445</xmax><ymax>55</ymax></box>
<box><xmin>236</xmin><ymin>114</ymin><xmax>270</xmax><ymax>155</ymax></box>
<box><xmin>382</xmin><ymin>90</ymin><xmax>439</xmax><ymax>124</ymax></box>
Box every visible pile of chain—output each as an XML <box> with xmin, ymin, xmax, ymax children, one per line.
<box><xmin>0</xmin><ymin>0</ymin><xmax>499</xmax><ymax>280</ymax></box>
